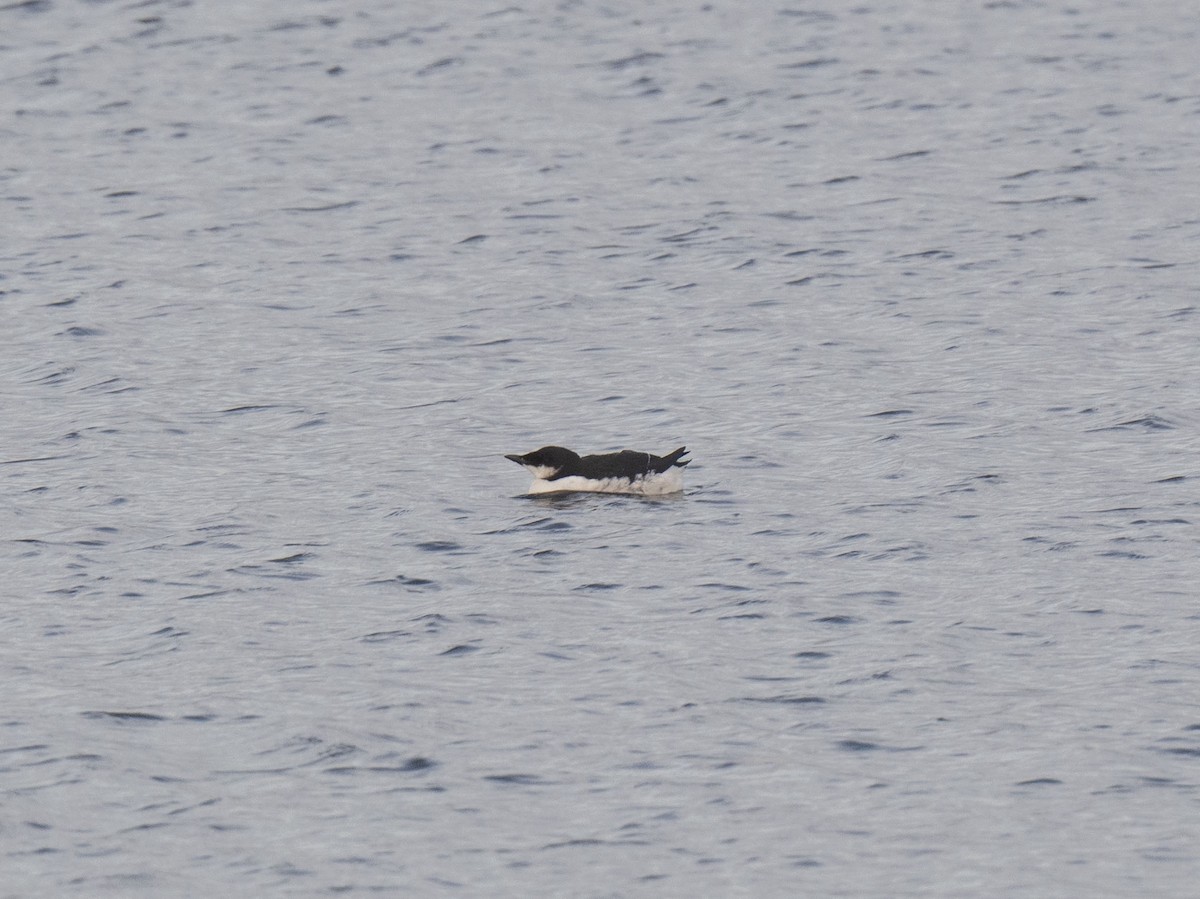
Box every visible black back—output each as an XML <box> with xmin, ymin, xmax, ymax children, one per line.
<box><xmin>572</xmin><ymin>446</ymin><xmax>690</xmax><ymax>480</ymax></box>
<box><xmin>507</xmin><ymin>445</ymin><xmax>690</xmax><ymax>481</ymax></box>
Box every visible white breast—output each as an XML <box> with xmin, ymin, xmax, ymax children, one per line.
<box><xmin>526</xmin><ymin>468</ymin><xmax>683</xmax><ymax>496</ymax></box>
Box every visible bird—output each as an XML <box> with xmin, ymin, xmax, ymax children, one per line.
<box><xmin>504</xmin><ymin>445</ymin><xmax>690</xmax><ymax>496</ymax></box>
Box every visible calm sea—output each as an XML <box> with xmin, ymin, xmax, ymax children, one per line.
<box><xmin>3</xmin><ymin>1</ymin><xmax>1199</xmax><ymax>896</ymax></box>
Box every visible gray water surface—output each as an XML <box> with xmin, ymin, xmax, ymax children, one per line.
<box><xmin>3</xmin><ymin>1</ymin><xmax>1199</xmax><ymax>896</ymax></box>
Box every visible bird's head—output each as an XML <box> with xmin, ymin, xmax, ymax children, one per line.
<box><xmin>504</xmin><ymin>445</ymin><xmax>580</xmax><ymax>479</ymax></box>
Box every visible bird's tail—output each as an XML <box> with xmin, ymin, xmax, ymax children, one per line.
<box><xmin>661</xmin><ymin>446</ymin><xmax>690</xmax><ymax>469</ymax></box>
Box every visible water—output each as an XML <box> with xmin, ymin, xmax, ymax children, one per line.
<box><xmin>3</xmin><ymin>1</ymin><xmax>1199</xmax><ymax>895</ymax></box>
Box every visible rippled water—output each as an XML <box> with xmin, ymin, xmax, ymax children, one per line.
<box><xmin>4</xmin><ymin>1</ymin><xmax>1200</xmax><ymax>895</ymax></box>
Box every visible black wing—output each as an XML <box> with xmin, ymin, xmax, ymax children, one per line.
<box><xmin>577</xmin><ymin>447</ymin><xmax>689</xmax><ymax>478</ymax></box>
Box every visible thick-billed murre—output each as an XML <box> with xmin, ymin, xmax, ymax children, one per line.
<box><xmin>505</xmin><ymin>445</ymin><xmax>690</xmax><ymax>496</ymax></box>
